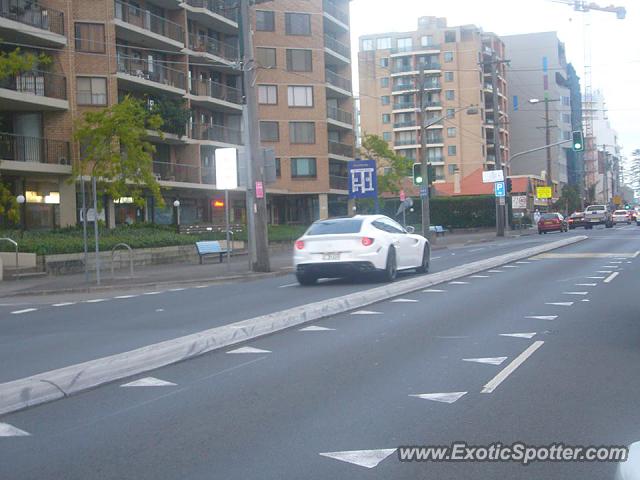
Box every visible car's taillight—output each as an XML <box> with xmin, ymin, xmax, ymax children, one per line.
<box><xmin>295</xmin><ymin>240</ymin><xmax>305</xmax><ymax>250</ymax></box>
<box><xmin>361</xmin><ymin>237</ymin><xmax>375</xmax><ymax>246</ymax></box>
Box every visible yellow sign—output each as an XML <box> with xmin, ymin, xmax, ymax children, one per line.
<box><xmin>536</xmin><ymin>186</ymin><xmax>552</xmax><ymax>199</ymax></box>
<box><xmin>613</xmin><ymin>195</ymin><xmax>622</xmax><ymax>205</ymax></box>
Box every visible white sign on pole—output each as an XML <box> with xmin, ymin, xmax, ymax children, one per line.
<box><xmin>482</xmin><ymin>170</ymin><xmax>504</xmax><ymax>184</ymax></box>
<box><xmin>511</xmin><ymin>195</ymin><xmax>527</xmax><ymax>210</ymax></box>
<box><xmin>215</xmin><ymin>148</ymin><xmax>238</xmax><ymax>190</ymax></box>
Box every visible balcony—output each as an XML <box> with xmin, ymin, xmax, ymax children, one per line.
<box><xmin>395</xmin><ymin>138</ymin><xmax>418</xmax><ymax>146</ymax></box>
<box><xmin>188</xmin><ymin>78</ymin><xmax>242</xmax><ymax>111</ymax></box>
<box><xmin>327</xmin><ymin>106</ymin><xmax>353</xmax><ymax>128</ymax></box>
<box><xmin>190</xmin><ymin>123</ymin><xmax>242</xmax><ymax>145</ymax></box>
<box><xmin>186</xmin><ymin>32</ymin><xmax>238</xmax><ymax>64</ymax></box>
<box><xmin>328</xmin><ymin>141</ymin><xmax>353</xmax><ymax>158</ymax></box>
<box><xmin>116</xmin><ymin>56</ymin><xmax>186</xmax><ymax>94</ymax></box>
<box><xmin>417</xmin><ymin>63</ymin><xmax>441</xmax><ymax>71</ymax></box>
<box><xmin>329</xmin><ymin>175</ymin><xmax>348</xmax><ymax>190</ymax></box>
<box><xmin>392</xmin><ymin>83</ymin><xmax>415</xmax><ymax>92</ymax></box>
<box><xmin>153</xmin><ymin>161</ymin><xmax>200</xmax><ymax>184</ymax></box>
<box><xmin>0</xmin><ymin>0</ymin><xmax>66</xmax><ymax>47</ymax></box>
<box><xmin>392</xmin><ymin>101</ymin><xmax>416</xmax><ymax>110</ymax></box>
<box><xmin>426</xmin><ymin>136</ymin><xmax>444</xmax><ymax>144</ymax></box>
<box><xmin>325</xmin><ymin>69</ymin><xmax>352</xmax><ymax>96</ymax></box>
<box><xmin>323</xmin><ymin>0</ymin><xmax>349</xmax><ymax>28</ymax></box>
<box><xmin>114</xmin><ymin>1</ymin><xmax>184</xmax><ymax>51</ymax></box>
<box><xmin>0</xmin><ymin>132</ymin><xmax>71</xmax><ymax>174</ymax></box>
<box><xmin>0</xmin><ymin>70</ymin><xmax>68</xmax><ymax>111</ymax></box>
<box><xmin>423</xmin><ymin>101</ymin><xmax>442</xmax><ymax>108</ymax></box>
<box><xmin>421</xmin><ymin>82</ymin><xmax>441</xmax><ymax>90</ymax></box>
<box><xmin>324</xmin><ymin>35</ymin><xmax>350</xmax><ymax>63</ymax></box>
<box><xmin>183</xmin><ymin>0</ymin><xmax>238</xmax><ymax>33</ymax></box>
<box><xmin>393</xmin><ymin>121</ymin><xmax>416</xmax><ymax>129</ymax></box>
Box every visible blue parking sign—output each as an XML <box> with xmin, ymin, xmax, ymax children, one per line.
<box><xmin>494</xmin><ymin>181</ymin><xmax>506</xmax><ymax>197</ymax></box>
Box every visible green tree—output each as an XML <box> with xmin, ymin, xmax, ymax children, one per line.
<box><xmin>74</xmin><ymin>96</ymin><xmax>164</xmax><ymax>206</ymax></box>
<box><xmin>148</xmin><ymin>96</ymin><xmax>191</xmax><ymax>137</ymax></box>
<box><xmin>553</xmin><ymin>185</ymin><xmax>582</xmax><ymax>214</ymax></box>
<box><xmin>360</xmin><ymin>133</ymin><xmax>413</xmax><ymax>195</ymax></box>
<box><xmin>0</xmin><ymin>46</ymin><xmax>50</xmax><ymax>80</ymax></box>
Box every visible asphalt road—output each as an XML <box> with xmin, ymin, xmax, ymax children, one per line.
<box><xmin>1</xmin><ymin>232</ymin><xmax>564</xmax><ymax>382</ymax></box>
<box><xmin>1</xmin><ymin>225</ymin><xmax>639</xmax><ymax>479</ymax></box>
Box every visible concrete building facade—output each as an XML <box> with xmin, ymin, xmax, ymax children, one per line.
<box><xmin>589</xmin><ymin>89</ymin><xmax>621</xmax><ymax>204</ymax></box>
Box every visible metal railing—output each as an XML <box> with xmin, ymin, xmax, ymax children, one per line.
<box><xmin>0</xmin><ymin>238</ymin><xmax>19</xmax><ymax>269</ymax></box>
<box><xmin>0</xmin><ymin>0</ymin><xmax>65</xmax><ymax>36</ymax></box>
<box><xmin>0</xmin><ymin>132</ymin><xmax>70</xmax><ymax>165</ymax></box>
<box><xmin>327</xmin><ymin>106</ymin><xmax>352</xmax><ymax>125</ymax></box>
<box><xmin>190</xmin><ymin>78</ymin><xmax>241</xmax><ymax>104</ymax></box>
<box><xmin>185</xmin><ymin>0</ymin><xmax>238</xmax><ymax>22</ymax></box>
<box><xmin>328</xmin><ymin>141</ymin><xmax>353</xmax><ymax>157</ymax></box>
<box><xmin>324</xmin><ymin>35</ymin><xmax>350</xmax><ymax>58</ymax></box>
<box><xmin>393</xmin><ymin>101</ymin><xmax>416</xmax><ymax>110</ymax></box>
<box><xmin>423</xmin><ymin>101</ymin><xmax>442</xmax><ymax>108</ymax></box>
<box><xmin>114</xmin><ymin>0</ymin><xmax>184</xmax><ymax>43</ymax></box>
<box><xmin>117</xmin><ymin>55</ymin><xmax>186</xmax><ymax>90</ymax></box>
<box><xmin>418</xmin><ymin>62</ymin><xmax>441</xmax><ymax>70</ymax></box>
<box><xmin>391</xmin><ymin>64</ymin><xmax>414</xmax><ymax>74</ymax></box>
<box><xmin>322</xmin><ymin>0</ymin><xmax>348</xmax><ymax>24</ymax></box>
<box><xmin>421</xmin><ymin>82</ymin><xmax>441</xmax><ymax>90</ymax></box>
<box><xmin>111</xmin><ymin>243</ymin><xmax>134</xmax><ymax>278</ymax></box>
<box><xmin>187</xmin><ymin>32</ymin><xmax>238</xmax><ymax>62</ymax></box>
<box><xmin>325</xmin><ymin>69</ymin><xmax>352</xmax><ymax>92</ymax></box>
<box><xmin>329</xmin><ymin>175</ymin><xmax>348</xmax><ymax>190</ymax></box>
<box><xmin>0</xmin><ymin>70</ymin><xmax>67</xmax><ymax>100</ymax></box>
<box><xmin>190</xmin><ymin>123</ymin><xmax>242</xmax><ymax>145</ymax></box>
<box><xmin>426</xmin><ymin>136</ymin><xmax>444</xmax><ymax>144</ymax></box>
<box><xmin>153</xmin><ymin>161</ymin><xmax>201</xmax><ymax>183</ymax></box>
<box><xmin>395</xmin><ymin>138</ymin><xmax>418</xmax><ymax>146</ymax></box>
<box><xmin>393</xmin><ymin>121</ymin><xmax>416</xmax><ymax>128</ymax></box>
<box><xmin>392</xmin><ymin>83</ymin><xmax>415</xmax><ymax>92</ymax></box>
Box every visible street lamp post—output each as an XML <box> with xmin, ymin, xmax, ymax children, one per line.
<box><xmin>16</xmin><ymin>194</ymin><xmax>25</xmax><ymax>238</ymax></box>
<box><xmin>173</xmin><ymin>200</ymin><xmax>181</xmax><ymax>234</ymax></box>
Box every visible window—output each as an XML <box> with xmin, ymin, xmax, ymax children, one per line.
<box><xmin>291</xmin><ymin>157</ymin><xmax>317</xmax><ymax>178</ymax></box>
<box><xmin>380</xmin><ymin>57</ymin><xmax>389</xmax><ymax>68</ymax></box>
<box><xmin>256</xmin><ymin>47</ymin><xmax>276</xmax><ymax>68</ymax></box>
<box><xmin>563</xmin><ymin>131</ymin><xmax>572</xmax><ymax>140</ymax></box>
<box><xmin>397</xmin><ymin>37</ymin><xmax>412</xmax><ymax>51</ymax></box>
<box><xmin>445</xmin><ymin>90</ymin><xmax>455</xmax><ymax>100</ymax></box>
<box><xmin>382</xmin><ymin>132</ymin><xmax>392</xmax><ymax>142</ymax></box>
<box><xmin>445</xmin><ymin>31</ymin><xmax>456</xmax><ymax>43</ymax></box>
<box><xmin>288</xmin><ymin>86</ymin><xmax>313</xmax><ymax>107</ymax></box>
<box><xmin>562</xmin><ymin>113</ymin><xmax>571</xmax><ymax>124</ymax></box>
<box><xmin>258</xmin><ymin>85</ymin><xmax>277</xmax><ymax>105</ymax></box>
<box><xmin>562</xmin><ymin>96</ymin><xmax>570</xmax><ymax>106</ymax></box>
<box><xmin>446</xmin><ymin>108</ymin><xmax>456</xmax><ymax>118</ymax></box>
<box><xmin>259</xmin><ymin>121</ymin><xmax>279</xmax><ymax>142</ymax></box>
<box><xmin>428</xmin><ymin>147</ymin><xmax>443</xmax><ymax>161</ymax></box>
<box><xmin>421</xmin><ymin>35</ymin><xmax>433</xmax><ymax>47</ymax></box>
<box><xmin>447</xmin><ymin>127</ymin><xmax>457</xmax><ymax>138</ymax></box>
<box><xmin>444</xmin><ymin>71</ymin><xmax>454</xmax><ymax>82</ymax></box>
<box><xmin>285</xmin><ymin>12</ymin><xmax>311</xmax><ymax>35</ymax></box>
<box><xmin>289</xmin><ymin>122</ymin><xmax>315</xmax><ymax>144</ymax></box>
<box><xmin>382</xmin><ymin>113</ymin><xmax>391</xmax><ymax>124</ymax></box>
<box><xmin>377</xmin><ymin>37</ymin><xmax>391</xmax><ymax>49</ymax></box>
<box><xmin>286</xmin><ymin>49</ymin><xmax>312</xmax><ymax>72</ymax></box>
<box><xmin>75</xmin><ymin>23</ymin><xmax>105</xmax><ymax>53</ymax></box>
<box><xmin>448</xmin><ymin>145</ymin><xmax>457</xmax><ymax>156</ymax></box>
<box><xmin>362</xmin><ymin>39</ymin><xmax>374</xmax><ymax>51</ymax></box>
<box><xmin>448</xmin><ymin>164</ymin><xmax>459</xmax><ymax>175</ymax></box>
<box><xmin>380</xmin><ymin>77</ymin><xmax>389</xmax><ymax>88</ymax></box>
<box><xmin>275</xmin><ymin>158</ymin><xmax>281</xmax><ymax>178</ymax></box>
<box><xmin>256</xmin><ymin>10</ymin><xmax>275</xmax><ymax>31</ymax></box>
<box><xmin>381</xmin><ymin>95</ymin><xmax>390</xmax><ymax>105</ymax></box>
<box><xmin>444</xmin><ymin>52</ymin><xmax>454</xmax><ymax>63</ymax></box>
<box><xmin>76</xmin><ymin>77</ymin><xmax>107</xmax><ymax>105</ymax></box>
<box><xmin>308</xmin><ymin>217</ymin><xmax>362</xmax><ymax>234</ymax></box>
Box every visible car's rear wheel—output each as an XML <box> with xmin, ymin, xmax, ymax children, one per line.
<box><xmin>416</xmin><ymin>245</ymin><xmax>430</xmax><ymax>274</ymax></box>
<box><xmin>381</xmin><ymin>247</ymin><xmax>397</xmax><ymax>282</ymax></box>
<box><xmin>296</xmin><ymin>272</ymin><xmax>318</xmax><ymax>286</ymax></box>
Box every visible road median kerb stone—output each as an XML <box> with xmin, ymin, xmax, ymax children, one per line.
<box><xmin>0</xmin><ymin>235</ymin><xmax>586</xmax><ymax>416</ymax></box>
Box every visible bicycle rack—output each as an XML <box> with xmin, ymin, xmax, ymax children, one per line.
<box><xmin>0</xmin><ymin>237</ymin><xmax>19</xmax><ymax>269</ymax></box>
<box><xmin>111</xmin><ymin>243</ymin><xmax>134</xmax><ymax>278</ymax></box>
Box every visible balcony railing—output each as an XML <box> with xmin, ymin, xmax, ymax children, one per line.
<box><xmin>0</xmin><ymin>132</ymin><xmax>70</xmax><ymax>165</ymax></box>
<box><xmin>153</xmin><ymin>161</ymin><xmax>200</xmax><ymax>183</ymax></box>
<box><xmin>325</xmin><ymin>69</ymin><xmax>352</xmax><ymax>93</ymax></box>
<box><xmin>0</xmin><ymin>70</ymin><xmax>67</xmax><ymax>100</ymax></box>
<box><xmin>427</xmin><ymin>156</ymin><xmax>444</xmax><ymax>163</ymax></box>
<box><xmin>328</xmin><ymin>141</ymin><xmax>353</xmax><ymax>157</ymax></box>
<box><xmin>190</xmin><ymin>123</ymin><xmax>242</xmax><ymax>145</ymax></box>
<box><xmin>327</xmin><ymin>106</ymin><xmax>352</xmax><ymax>125</ymax></box>
<box><xmin>418</xmin><ymin>63</ymin><xmax>441</xmax><ymax>70</ymax></box>
<box><xmin>117</xmin><ymin>56</ymin><xmax>186</xmax><ymax>90</ymax></box>
<box><xmin>114</xmin><ymin>0</ymin><xmax>184</xmax><ymax>44</ymax></box>
<box><xmin>392</xmin><ymin>83</ymin><xmax>415</xmax><ymax>92</ymax></box>
<box><xmin>393</xmin><ymin>101</ymin><xmax>416</xmax><ymax>110</ymax></box>
<box><xmin>426</xmin><ymin>136</ymin><xmax>444</xmax><ymax>144</ymax></box>
<box><xmin>423</xmin><ymin>101</ymin><xmax>442</xmax><ymax>108</ymax></box>
<box><xmin>323</xmin><ymin>0</ymin><xmax>348</xmax><ymax>24</ymax></box>
<box><xmin>421</xmin><ymin>82</ymin><xmax>441</xmax><ymax>90</ymax></box>
<box><xmin>190</xmin><ymin>78</ymin><xmax>242</xmax><ymax>104</ymax></box>
<box><xmin>187</xmin><ymin>32</ymin><xmax>238</xmax><ymax>62</ymax></box>
<box><xmin>324</xmin><ymin>35</ymin><xmax>350</xmax><ymax>59</ymax></box>
<box><xmin>185</xmin><ymin>0</ymin><xmax>238</xmax><ymax>22</ymax></box>
<box><xmin>0</xmin><ymin>0</ymin><xmax>65</xmax><ymax>36</ymax></box>
<box><xmin>329</xmin><ymin>175</ymin><xmax>348</xmax><ymax>190</ymax></box>
<box><xmin>391</xmin><ymin>64</ymin><xmax>414</xmax><ymax>74</ymax></box>
<box><xmin>395</xmin><ymin>138</ymin><xmax>418</xmax><ymax>146</ymax></box>
<box><xmin>393</xmin><ymin>121</ymin><xmax>416</xmax><ymax>128</ymax></box>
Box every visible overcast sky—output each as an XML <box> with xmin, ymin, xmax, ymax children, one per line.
<box><xmin>349</xmin><ymin>0</ymin><xmax>637</xmax><ymax>162</ymax></box>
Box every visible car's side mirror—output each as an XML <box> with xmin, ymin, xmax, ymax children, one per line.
<box><xmin>406</xmin><ymin>226</ymin><xmax>415</xmax><ymax>234</ymax></box>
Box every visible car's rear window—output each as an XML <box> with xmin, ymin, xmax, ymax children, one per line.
<box><xmin>306</xmin><ymin>218</ymin><xmax>364</xmax><ymax>235</ymax></box>
<box><xmin>614</xmin><ymin>210</ymin><xmax>628</xmax><ymax>215</ymax></box>
<box><xmin>541</xmin><ymin>214</ymin><xmax>558</xmax><ymax>220</ymax></box>
<box><xmin>586</xmin><ymin>206</ymin><xmax>605</xmax><ymax>212</ymax></box>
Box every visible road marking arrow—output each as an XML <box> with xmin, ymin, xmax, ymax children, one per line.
<box><xmin>409</xmin><ymin>392</ymin><xmax>467</xmax><ymax>403</ymax></box>
<box><xmin>525</xmin><ymin>315</ymin><xmax>557</xmax><ymax>320</ymax></box>
<box><xmin>462</xmin><ymin>357</ymin><xmax>507</xmax><ymax>366</ymax></box>
<box><xmin>563</xmin><ymin>292</ymin><xmax>588</xmax><ymax>295</ymax></box>
<box><xmin>500</xmin><ymin>332</ymin><xmax>536</xmax><ymax>339</ymax></box>
<box><xmin>391</xmin><ymin>298</ymin><xmax>418</xmax><ymax>303</ymax></box>
<box><xmin>319</xmin><ymin>449</ymin><xmax>396</xmax><ymax>469</ymax></box>
<box><xmin>121</xmin><ymin>377</ymin><xmax>176</xmax><ymax>387</ymax></box>
<box><xmin>299</xmin><ymin>326</ymin><xmax>335</xmax><ymax>331</ymax></box>
<box><xmin>351</xmin><ymin>310</ymin><xmax>382</xmax><ymax>315</ymax></box>
<box><xmin>422</xmin><ymin>289</ymin><xmax>446</xmax><ymax>293</ymax></box>
<box><xmin>545</xmin><ymin>302</ymin><xmax>573</xmax><ymax>306</ymax></box>
<box><xmin>0</xmin><ymin>423</ymin><xmax>30</xmax><ymax>436</ymax></box>
<box><xmin>227</xmin><ymin>346</ymin><xmax>272</xmax><ymax>354</ymax></box>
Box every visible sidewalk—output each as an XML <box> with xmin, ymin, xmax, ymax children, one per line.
<box><xmin>0</xmin><ymin>227</ymin><xmax>535</xmax><ymax>297</ymax></box>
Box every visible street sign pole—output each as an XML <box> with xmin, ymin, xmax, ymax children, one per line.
<box><xmin>225</xmin><ymin>189</ymin><xmax>231</xmax><ymax>269</ymax></box>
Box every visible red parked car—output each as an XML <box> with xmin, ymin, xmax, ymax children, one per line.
<box><xmin>538</xmin><ymin>213</ymin><xmax>568</xmax><ymax>234</ymax></box>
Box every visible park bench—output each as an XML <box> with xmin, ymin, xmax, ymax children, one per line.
<box><xmin>429</xmin><ymin>225</ymin><xmax>448</xmax><ymax>237</ymax></box>
<box><xmin>195</xmin><ymin>240</ymin><xmax>230</xmax><ymax>264</ymax></box>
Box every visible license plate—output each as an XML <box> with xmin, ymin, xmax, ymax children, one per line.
<box><xmin>322</xmin><ymin>253</ymin><xmax>340</xmax><ymax>261</ymax></box>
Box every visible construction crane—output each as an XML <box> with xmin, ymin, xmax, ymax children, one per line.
<box><xmin>550</xmin><ymin>1</ymin><xmax>626</xmax><ymax>18</ymax></box>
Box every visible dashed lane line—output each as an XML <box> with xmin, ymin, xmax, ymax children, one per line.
<box><xmin>604</xmin><ymin>272</ymin><xmax>620</xmax><ymax>283</ymax></box>
<box><xmin>52</xmin><ymin>302</ymin><xmax>75</xmax><ymax>307</ymax></box>
<box><xmin>481</xmin><ymin>341</ymin><xmax>545</xmax><ymax>394</ymax></box>
<box><xmin>85</xmin><ymin>299</ymin><xmax>107</xmax><ymax>303</ymax></box>
<box><xmin>10</xmin><ymin>308</ymin><xmax>37</xmax><ymax>315</ymax></box>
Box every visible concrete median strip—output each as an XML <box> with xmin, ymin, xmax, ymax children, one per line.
<box><xmin>0</xmin><ymin>235</ymin><xmax>587</xmax><ymax>416</ymax></box>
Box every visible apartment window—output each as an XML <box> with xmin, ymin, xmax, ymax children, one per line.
<box><xmin>447</xmin><ymin>127</ymin><xmax>457</xmax><ymax>138</ymax></box>
<box><xmin>382</xmin><ymin>113</ymin><xmax>391</xmax><ymax>124</ymax></box>
<box><xmin>448</xmin><ymin>164</ymin><xmax>459</xmax><ymax>175</ymax></box>
<box><xmin>380</xmin><ymin>77</ymin><xmax>389</xmax><ymax>88</ymax></box>
<box><xmin>445</xmin><ymin>90</ymin><xmax>455</xmax><ymax>101</ymax></box>
<box><xmin>396</xmin><ymin>37</ymin><xmax>412</xmax><ymax>51</ymax></box>
<box><xmin>381</xmin><ymin>95</ymin><xmax>390</xmax><ymax>105</ymax></box>
<box><xmin>291</xmin><ymin>157</ymin><xmax>317</xmax><ymax>178</ymax></box>
<box><xmin>288</xmin><ymin>86</ymin><xmax>313</xmax><ymax>107</ymax></box>
<box><xmin>421</xmin><ymin>35</ymin><xmax>433</xmax><ymax>47</ymax></box>
<box><xmin>362</xmin><ymin>39</ymin><xmax>374</xmax><ymax>51</ymax></box>
<box><xmin>289</xmin><ymin>122</ymin><xmax>315</xmax><ymax>144</ymax></box>
<box><xmin>382</xmin><ymin>132</ymin><xmax>392</xmax><ymax>142</ymax></box>
<box><xmin>275</xmin><ymin>158</ymin><xmax>281</xmax><ymax>178</ymax></box>
<box><xmin>448</xmin><ymin>145</ymin><xmax>457</xmax><ymax>156</ymax></box>
<box><xmin>428</xmin><ymin>147</ymin><xmax>443</xmax><ymax>161</ymax></box>
<box><xmin>256</xmin><ymin>10</ymin><xmax>275</xmax><ymax>31</ymax></box>
<box><xmin>563</xmin><ymin>131</ymin><xmax>572</xmax><ymax>140</ymax></box>
<box><xmin>256</xmin><ymin>47</ymin><xmax>276</xmax><ymax>68</ymax></box>
<box><xmin>285</xmin><ymin>12</ymin><xmax>311</xmax><ymax>35</ymax></box>
<box><xmin>380</xmin><ymin>57</ymin><xmax>389</xmax><ymax>68</ymax></box>
<box><xmin>75</xmin><ymin>23</ymin><xmax>105</xmax><ymax>53</ymax></box>
<box><xmin>377</xmin><ymin>37</ymin><xmax>391</xmax><ymax>50</ymax></box>
<box><xmin>562</xmin><ymin>113</ymin><xmax>571</xmax><ymax>124</ymax></box>
<box><xmin>444</xmin><ymin>52</ymin><xmax>454</xmax><ymax>63</ymax></box>
<box><xmin>76</xmin><ymin>77</ymin><xmax>107</xmax><ymax>105</ymax></box>
<box><xmin>286</xmin><ymin>49</ymin><xmax>312</xmax><ymax>72</ymax></box>
<box><xmin>259</xmin><ymin>121</ymin><xmax>279</xmax><ymax>142</ymax></box>
<box><xmin>562</xmin><ymin>96</ymin><xmax>571</xmax><ymax>106</ymax></box>
<box><xmin>444</xmin><ymin>71</ymin><xmax>454</xmax><ymax>82</ymax></box>
<box><xmin>446</xmin><ymin>108</ymin><xmax>456</xmax><ymax>119</ymax></box>
<box><xmin>445</xmin><ymin>31</ymin><xmax>456</xmax><ymax>43</ymax></box>
<box><xmin>258</xmin><ymin>85</ymin><xmax>278</xmax><ymax>105</ymax></box>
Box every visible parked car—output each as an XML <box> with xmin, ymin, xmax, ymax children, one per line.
<box><xmin>293</xmin><ymin>215</ymin><xmax>430</xmax><ymax>285</ymax></box>
<box><xmin>538</xmin><ymin>213</ymin><xmax>568</xmax><ymax>234</ymax></box>
<box><xmin>584</xmin><ymin>204</ymin><xmax>614</xmax><ymax>229</ymax></box>
<box><xmin>567</xmin><ymin>212</ymin><xmax>586</xmax><ymax>229</ymax></box>
<box><xmin>612</xmin><ymin>209</ymin><xmax>632</xmax><ymax>225</ymax></box>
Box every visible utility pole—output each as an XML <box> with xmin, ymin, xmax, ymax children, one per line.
<box><xmin>417</xmin><ymin>68</ymin><xmax>431</xmax><ymax>239</ymax></box>
<box><xmin>240</xmin><ymin>0</ymin><xmax>270</xmax><ymax>272</ymax></box>
<box><xmin>490</xmin><ymin>52</ymin><xmax>505</xmax><ymax>237</ymax></box>
<box><xmin>544</xmin><ymin>98</ymin><xmax>552</xmax><ymax>207</ymax></box>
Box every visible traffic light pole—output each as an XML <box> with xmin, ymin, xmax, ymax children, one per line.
<box><xmin>417</xmin><ymin>69</ymin><xmax>431</xmax><ymax>239</ymax></box>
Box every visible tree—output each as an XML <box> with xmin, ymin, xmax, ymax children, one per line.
<box><xmin>148</xmin><ymin>95</ymin><xmax>190</xmax><ymax>137</ymax></box>
<box><xmin>553</xmin><ymin>185</ymin><xmax>581</xmax><ymax>214</ymax></box>
<box><xmin>74</xmin><ymin>96</ymin><xmax>164</xmax><ymax>206</ymax></box>
<box><xmin>360</xmin><ymin>133</ymin><xmax>413</xmax><ymax>195</ymax></box>
<box><xmin>0</xmin><ymin>46</ymin><xmax>50</xmax><ymax>80</ymax></box>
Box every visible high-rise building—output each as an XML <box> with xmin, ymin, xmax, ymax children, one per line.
<box><xmin>589</xmin><ymin>89</ymin><xmax>621</xmax><ymax>204</ymax></box>
<box><xmin>358</xmin><ymin>17</ymin><xmax>509</xmax><ymax>195</ymax></box>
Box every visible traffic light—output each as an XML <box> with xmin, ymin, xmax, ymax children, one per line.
<box><xmin>506</xmin><ymin>178</ymin><xmax>513</xmax><ymax>193</ymax></box>
<box><xmin>412</xmin><ymin>163</ymin><xmax>423</xmax><ymax>185</ymax></box>
<box><xmin>572</xmin><ymin>130</ymin><xmax>584</xmax><ymax>152</ymax></box>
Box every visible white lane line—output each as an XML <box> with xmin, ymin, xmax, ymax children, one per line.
<box><xmin>610</xmin><ymin>261</ymin><xmax>623</xmax><ymax>264</ymax></box>
<box><xmin>319</xmin><ymin>449</ymin><xmax>397</xmax><ymax>469</ymax></box>
<box><xmin>449</xmin><ymin>281</ymin><xmax>470</xmax><ymax>285</ymax></box>
<box><xmin>581</xmin><ymin>299</ymin><xmax>590</xmax><ymax>302</ymax></box>
<box><xmin>500</xmin><ymin>332</ymin><xmax>536</xmax><ymax>339</ymax></box>
<box><xmin>391</xmin><ymin>298</ymin><xmax>418</xmax><ymax>303</ymax></box>
<box><xmin>194</xmin><ymin>285</ymin><xmax>208</xmax><ymax>289</ymax></box>
<box><xmin>525</xmin><ymin>315</ymin><xmax>557</xmax><ymax>320</ymax></box>
<box><xmin>11</xmin><ymin>308</ymin><xmax>37</xmax><ymax>314</ymax></box>
<box><xmin>516</xmin><ymin>261</ymin><xmax>531</xmax><ymax>264</ymax></box>
<box><xmin>602</xmin><ymin>266</ymin><xmax>619</xmax><ymax>269</ymax></box>
<box><xmin>488</xmin><ymin>270</ymin><xmax>504</xmax><ymax>273</ymax></box>
<box><xmin>351</xmin><ymin>310</ymin><xmax>382</xmax><ymax>315</ymax></box>
<box><xmin>168</xmin><ymin>288</ymin><xmax>186</xmax><ymax>292</ymax></box>
<box><xmin>0</xmin><ymin>423</ymin><xmax>30</xmax><ymax>437</ymax></box>
<box><xmin>627</xmin><ymin>261</ymin><xmax>633</xmax><ymax>264</ymax></box>
<box><xmin>634</xmin><ymin>251</ymin><xmax>640</xmax><ymax>258</ymax></box>
<box><xmin>114</xmin><ymin>295</ymin><xmax>138</xmax><ymax>299</ymax></box>
<box><xmin>587</xmin><ymin>276</ymin><xmax>605</xmax><ymax>279</ymax></box>
<box><xmin>299</xmin><ymin>325</ymin><xmax>335</xmax><ymax>331</ymax></box>
<box><xmin>227</xmin><ymin>346</ymin><xmax>271</xmax><ymax>354</ymax></box>
<box><xmin>481</xmin><ymin>341</ymin><xmax>544</xmax><ymax>394</ymax></box>
<box><xmin>563</xmin><ymin>291</ymin><xmax>588</xmax><ymax>296</ymax></box>
<box><xmin>431</xmin><ymin>256</ymin><xmax>442</xmax><ymax>260</ymax></box>
<box><xmin>545</xmin><ymin>302</ymin><xmax>574</xmax><ymax>306</ymax></box>
<box><xmin>52</xmin><ymin>302</ymin><xmax>75</xmax><ymax>307</ymax></box>
<box><xmin>278</xmin><ymin>283</ymin><xmax>298</xmax><ymax>288</ymax></box>
<box><xmin>503</xmin><ymin>265</ymin><xmax>519</xmax><ymax>269</ymax></box>
<box><xmin>462</xmin><ymin>357</ymin><xmax>507</xmax><ymax>366</ymax></box>
<box><xmin>596</xmin><ymin>271</ymin><xmax>613</xmax><ymax>274</ymax></box>
<box><xmin>85</xmin><ymin>299</ymin><xmax>106</xmax><ymax>303</ymax></box>
<box><xmin>144</xmin><ymin>291</ymin><xmax>161</xmax><ymax>295</ymax></box>
<box><xmin>423</xmin><ymin>289</ymin><xmax>446</xmax><ymax>293</ymax></box>
<box><xmin>121</xmin><ymin>376</ymin><xmax>176</xmax><ymax>387</ymax></box>
<box><xmin>410</xmin><ymin>391</ymin><xmax>467</xmax><ymax>404</ymax></box>
<box><xmin>155</xmin><ymin>308</ymin><xmax>164</xmax><ymax>312</ymax></box>
<box><xmin>604</xmin><ymin>272</ymin><xmax>620</xmax><ymax>283</ymax></box>
<box><xmin>469</xmin><ymin>248</ymin><xmax>486</xmax><ymax>252</ymax></box>
<box><xmin>470</xmin><ymin>275</ymin><xmax>490</xmax><ymax>278</ymax></box>
<box><xmin>576</xmin><ymin>283</ymin><xmax>597</xmax><ymax>287</ymax></box>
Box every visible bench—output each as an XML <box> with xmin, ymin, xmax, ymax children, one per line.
<box><xmin>429</xmin><ymin>225</ymin><xmax>448</xmax><ymax>237</ymax></box>
<box><xmin>195</xmin><ymin>241</ymin><xmax>230</xmax><ymax>264</ymax></box>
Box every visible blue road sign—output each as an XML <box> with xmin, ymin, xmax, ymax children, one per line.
<box><xmin>348</xmin><ymin>159</ymin><xmax>378</xmax><ymax>199</ymax></box>
<box><xmin>494</xmin><ymin>181</ymin><xmax>506</xmax><ymax>198</ymax></box>
<box><xmin>420</xmin><ymin>185</ymin><xmax>428</xmax><ymax>198</ymax></box>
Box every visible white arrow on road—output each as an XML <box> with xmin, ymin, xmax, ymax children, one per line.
<box><xmin>462</xmin><ymin>357</ymin><xmax>507</xmax><ymax>366</ymax></box>
<box><xmin>409</xmin><ymin>392</ymin><xmax>467</xmax><ymax>404</ymax></box>
<box><xmin>470</xmin><ymin>275</ymin><xmax>490</xmax><ymax>278</ymax></box>
<box><xmin>422</xmin><ymin>289</ymin><xmax>446</xmax><ymax>293</ymax></box>
<box><xmin>299</xmin><ymin>326</ymin><xmax>335</xmax><ymax>332</ymax></box>
<box><xmin>545</xmin><ymin>302</ymin><xmax>573</xmax><ymax>306</ymax></box>
<box><xmin>563</xmin><ymin>291</ymin><xmax>588</xmax><ymax>295</ymax></box>
<box><xmin>525</xmin><ymin>315</ymin><xmax>558</xmax><ymax>320</ymax></box>
<box><xmin>0</xmin><ymin>423</ymin><xmax>30</xmax><ymax>436</ymax></box>
<box><xmin>351</xmin><ymin>310</ymin><xmax>382</xmax><ymax>315</ymax></box>
<box><xmin>500</xmin><ymin>332</ymin><xmax>537</xmax><ymax>339</ymax></box>
<box><xmin>319</xmin><ymin>449</ymin><xmax>397</xmax><ymax>469</ymax></box>
<box><xmin>227</xmin><ymin>346</ymin><xmax>272</xmax><ymax>354</ymax></box>
<box><xmin>391</xmin><ymin>298</ymin><xmax>418</xmax><ymax>303</ymax></box>
<box><xmin>121</xmin><ymin>377</ymin><xmax>176</xmax><ymax>387</ymax></box>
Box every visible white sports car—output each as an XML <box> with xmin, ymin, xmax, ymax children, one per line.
<box><xmin>293</xmin><ymin>215</ymin><xmax>430</xmax><ymax>285</ymax></box>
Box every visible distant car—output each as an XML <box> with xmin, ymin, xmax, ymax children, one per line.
<box><xmin>293</xmin><ymin>215</ymin><xmax>430</xmax><ymax>285</ymax></box>
<box><xmin>567</xmin><ymin>212</ymin><xmax>586</xmax><ymax>229</ymax></box>
<box><xmin>584</xmin><ymin>204</ymin><xmax>614</xmax><ymax>229</ymax></box>
<box><xmin>538</xmin><ymin>213</ymin><xmax>567</xmax><ymax>234</ymax></box>
<box><xmin>612</xmin><ymin>209</ymin><xmax>632</xmax><ymax>225</ymax></box>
